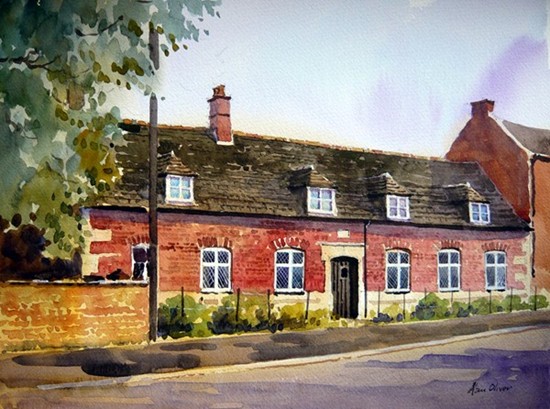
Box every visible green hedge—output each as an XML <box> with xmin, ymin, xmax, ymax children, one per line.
<box><xmin>158</xmin><ymin>293</ymin><xmax>330</xmax><ymax>339</ymax></box>
<box><xmin>371</xmin><ymin>292</ymin><xmax>549</xmax><ymax>323</ymax></box>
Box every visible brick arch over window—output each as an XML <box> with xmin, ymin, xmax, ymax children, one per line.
<box><xmin>436</xmin><ymin>240</ymin><xmax>463</xmax><ymax>251</ymax></box>
<box><xmin>197</xmin><ymin>236</ymin><xmax>234</xmax><ymax>250</ymax></box>
<box><xmin>382</xmin><ymin>240</ymin><xmax>412</xmax><ymax>252</ymax></box>
<box><xmin>482</xmin><ymin>242</ymin><xmax>510</xmax><ymax>252</ymax></box>
<box><xmin>125</xmin><ymin>234</ymin><xmax>150</xmax><ymax>246</ymax></box>
<box><xmin>268</xmin><ymin>237</ymin><xmax>310</xmax><ymax>251</ymax></box>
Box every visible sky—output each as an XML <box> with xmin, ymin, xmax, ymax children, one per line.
<box><xmin>119</xmin><ymin>0</ymin><xmax>550</xmax><ymax>157</ymax></box>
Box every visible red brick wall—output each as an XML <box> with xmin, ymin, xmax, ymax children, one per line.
<box><xmin>446</xmin><ymin>116</ymin><xmax>531</xmax><ymax>221</ymax></box>
<box><xmin>366</xmin><ymin>224</ymin><xmax>529</xmax><ymax>293</ymax></box>
<box><xmin>88</xmin><ymin>209</ymin><xmax>529</xmax><ymax>295</ymax></box>
<box><xmin>533</xmin><ymin>160</ymin><xmax>550</xmax><ymax>290</ymax></box>
<box><xmin>0</xmin><ymin>282</ymin><xmax>148</xmax><ymax>352</ymax></box>
<box><xmin>89</xmin><ymin>209</ymin><xmax>365</xmax><ymax>292</ymax></box>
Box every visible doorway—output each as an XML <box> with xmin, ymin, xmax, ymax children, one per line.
<box><xmin>331</xmin><ymin>257</ymin><xmax>359</xmax><ymax>319</ymax></box>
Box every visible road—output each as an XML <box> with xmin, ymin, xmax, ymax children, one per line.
<box><xmin>1</xmin><ymin>326</ymin><xmax>549</xmax><ymax>409</ymax></box>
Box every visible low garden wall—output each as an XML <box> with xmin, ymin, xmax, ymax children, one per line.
<box><xmin>0</xmin><ymin>281</ymin><xmax>149</xmax><ymax>352</ymax></box>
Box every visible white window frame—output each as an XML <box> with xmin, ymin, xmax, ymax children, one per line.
<box><xmin>200</xmin><ymin>247</ymin><xmax>232</xmax><ymax>292</ymax></box>
<box><xmin>485</xmin><ymin>251</ymin><xmax>506</xmax><ymax>291</ymax></box>
<box><xmin>437</xmin><ymin>249</ymin><xmax>461</xmax><ymax>291</ymax></box>
<box><xmin>307</xmin><ymin>187</ymin><xmax>337</xmax><ymax>216</ymax></box>
<box><xmin>166</xmin><ymin>174</ymin><xmax>194</xmax><ymax>204</ymax></box>
<box><xmin>131</xmin><ymin>243</ymin><xmax>149</xmax><ymax>281</ymax></box>
<box><xmin>274</xmin><ymin>248</ymin><xmax>305</xmax><ymax>293</ymax></box>
<box><xmin>469</xmin><ymin>202</ymin><xmax>490</xmax><ymax>224</ymax></box>
<box><xmin>385</xmin><ymin>250</ymin><xmax>410</xmax><ymax>293</ymax></box>
<box><xmin>386</xmin><ymin>195</ymin><xmax>410</xmax><ymax>220</ymax></box>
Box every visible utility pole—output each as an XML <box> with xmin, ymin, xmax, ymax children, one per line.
<box><xmin>148</xmin><ymin>27</ymin><xmax>160</xmax><ymax>342</ymax></box>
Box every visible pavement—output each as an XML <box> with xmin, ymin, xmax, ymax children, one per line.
<box><xmin>1</xmin><ymin>309</ymin><xmax>550</xmax><ymax>390</ymax></box>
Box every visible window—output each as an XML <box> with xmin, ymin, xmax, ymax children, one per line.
<box><xmin>201</xmin><ymin>248</ymin><xmax>231</xmax><ymax>292</ymax></box>
<box><xmin>166</xmin><ymin>175</ymin><xmax>194</xmax><ymax>203</ymax></box>
<box><xmin>387</xmin><ymin>195</ymin><xmax>410</xmax><ymax>220</ymax></box>
<box><xmin>485</xmin><ymin>251</ymin><xmax>506</xmax><ymax>291</ymax></box>
<box><xmin>470</xmin><ymin>202</ymin><xmax>490</xmax><ymax>224</ymax></box>
<box><xmin>275</xmin><ymin>249</ymin><xmax>305</xmax><ymax>292</ymax></box>
<box><xmin>307</xmin><ymin>187</ymin><xmax>336</xmax><ymax>215</ymax></box>
<box><xmin>386</xmin><ymin>250</ymin><xmax>410</xmax><ymax>292</ymax></box>
<box><xmin>131</xmin><ymin>244</ymin><xmax>149</xmax><ymax>281</ymax></box>
<box><xmin>438</xmin><ymin>249</ymin><xmax>460</xmax><ymax>291</ymax></box>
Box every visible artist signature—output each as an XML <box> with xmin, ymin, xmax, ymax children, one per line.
<box><xmin>467</xmin><ymin>381</ymin><xmax>512</xmax><ymax>396</ymax></box>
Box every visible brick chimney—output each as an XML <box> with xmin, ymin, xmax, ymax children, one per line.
<box><xmin>208</xmin><ymin>85</ymin><xmax>232</xmax><ymax>145</ymax></box>
<box><xmin>470</xmin><ymin>99</ymin><xmax>495</xmax><ymax>118</ymax></box>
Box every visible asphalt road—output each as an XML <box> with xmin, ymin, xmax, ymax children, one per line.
<box><xmin>1</xmin><ymin>325</ymin><xmax>549</xmax><ymax>409</ymax></box>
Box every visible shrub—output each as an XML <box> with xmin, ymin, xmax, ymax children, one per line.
<box><xmin>373</xmin><ymin>303</ymin><xmax>404</xmax><ymax>323</ymax></box>
<box><xmin>158</xmin><ymin>293</ymin><xmax>333</xmax><ymax>339</ymax></box>
<box><xmin>412</xmin><ymin>293</ymin><xmax>450</xmax><ymax>320</ymax></box>
<box><xmin>158</xmin><ymin>295</ymin><xmax>211</xmax><ymax>339</ymax></box>
<box><xmin>529</xmin><ymin>294</ymin><xmax>549</xmax><ymax>310</ymax></box>
<box><xmin>0</xmin><ymin>213</ymin><xmax>82</xmax><ymax>281</ymax></box>
<box><xmin>452</xmin><ymin>301</ymin><xmax>477</xmax><ymax>318</ymax></box>
<box><xmin>372</xmin><ymin>312</ymin><xmax>393</xmax><ymax>323</ymax></box>
<box><xmin>471</xmin><ymin>296</ymin><xmax>503</xmax><ymax>315</ymax></box>
<box><xmin>500</xmin><ymin>295</ymin><xmax>530</xmax><ymax>312</ymax></box>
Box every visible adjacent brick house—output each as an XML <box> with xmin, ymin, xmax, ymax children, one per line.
<box><xmin>84</xmin><ymin>88</ymin><xmax>531</xmax><ymax>319</ymax></box>
<box><xmin>447</xmin><ymin>99</ymin><xmax>550</xmax><ymax>294</ymax></box>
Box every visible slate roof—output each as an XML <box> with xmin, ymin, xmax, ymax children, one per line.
<box><xmin>443</xmin><ymin>183</ymin><xmax>487</xmax><ymax>203</ymax></box>
<box><xmin>501</xmin><ymin>120</ymin><xmax>550</xmax><ymax>156</ymax></box>
<box><xmin>365</xmin><ymin>173</ymin><xmax>410</xmax><ymax>196</ymax></box>
<box><xmin>97</xmin><ymin>125</ymin><xmax>527</xmax><ymax>230</ymax></box>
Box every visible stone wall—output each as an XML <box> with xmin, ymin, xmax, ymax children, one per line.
<box><xmin>0</xmin><ymin>282</ymin><xmax>148</xmax><ymax>352</ymax></box>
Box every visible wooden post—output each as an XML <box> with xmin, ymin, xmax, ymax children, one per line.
<box><xmin>181</xmin><ymin>286</ymin><xmax>185</xmax><ymax>318</ymax></box>
<box><xmin>402</xmin><ymin>293</ymin><xmax>406</xmax><ymax>320</ymax></box>
<box><xmin>147</xmin><ymin>27</ymin><xmax>160</xmax><ymax>342</ymax></box>
<box><xmin>424</xmin><ymin>288</ymin><xmax>427</xmax><ymax>301</ymax></box>
<box><xmin>377</xmin><ymin>287</ymin><xmax>381</xmax><ymax>316</ymax></box>
<box><xmin>534</xmin><ymin>286</ymin><xmax>538</xmax><ymax>311</ymax></box>
<box><xmin>450</xmin><ymin>291</ymin><xmax>454</xmax><ymax>315</ymax></box>
<box><xmin>509</xmin><ymin>287</ymin><xmax>513</xmax><ymax>313</ymax></box>
<box><xmin>489</xmin><ymin>291</ymin><xmax>492</xmax><ymax>314</ymax></box>
<box><xmin>305</xmin><ymin>290</ymin><xmax>310</xmax><ymax>321</ymax></box>
<box><xmin>468</xmin><ymin>289</ymin><xmax>471</xmax><ymax>310</ymax></box>
<box><xmin>236</xmin><ymin>288</ymin><xmax>241</xmax><ymax>322</ymax></box>
<box><xmin>267</xmin><ymin>289</ymin><xmax>271</xmax><ymax>319</ymax></box>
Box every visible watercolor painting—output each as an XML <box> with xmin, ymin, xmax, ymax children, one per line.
<box><xmin>1</xmin><ymin>1</ymin><xmax>549</xmax><ymax>407</ymax></box>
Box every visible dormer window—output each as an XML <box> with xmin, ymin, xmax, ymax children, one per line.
<box><xmin>470</xmin><ymin>202</ymin><xmax>490</xmax><ymax>224</ymax></box>
<box><xmin>387</xmin><ymin>195</ymin><xmax>409</xmax><ymax>220</ymax></box>
<box><xmin>307</xmin><ymin>187</ymin><xmax>336</xmax><ymax>215</ymax></box>
<box><xmin>166</xmin><ymin>174</ymin><xmax>194</xmax><ymax>204</ymax></box>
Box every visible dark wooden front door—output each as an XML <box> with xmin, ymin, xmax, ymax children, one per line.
<box><xmin>331</xmin><ymin>257</ymin><xmax>359</xmax><ymax>319</ymax></box>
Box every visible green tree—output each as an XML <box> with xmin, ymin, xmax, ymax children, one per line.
<box><xmin>0</xmin><ymin>0</ymin><xmax>220</xmax><ymax>257</ymax></box>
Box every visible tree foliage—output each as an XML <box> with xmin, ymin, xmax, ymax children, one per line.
<box><xmin>0</xmin><ymin>0</ymin><xmax>221</xmax><ymax>258</ymax></box>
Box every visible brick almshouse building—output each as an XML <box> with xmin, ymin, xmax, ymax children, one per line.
<box><xmin>84</xmin><ymin>86</ymin><xmax>531</xmax><ymax>318</ymax></box>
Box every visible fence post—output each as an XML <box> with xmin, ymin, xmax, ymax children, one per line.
<box><xmin>534</xmin><ymin>286</ymin><xmax>538</xmax><ymax>311</ymax></box>
<box><xmin>402</xmin><ymin>293</ymin><xmax>406</xmax><ymax>321</ymax></box>
<box><xmin>236</xmin><ymin>288</ymin><xmax>241</xmax><ymax>322</ymax></box>
<box><xmin>450</xmin><ymin>291</ymin><xmax>454</xmax><ymax>315</ymax></box>
<box><xmin>509</xmin><ymin>287</ymin><xmax>513</xmax><ymax>313</ymax></box>
<box><xmin>181</xmin><ymin>286</ymin><xmax>185</xmax><ymax>318</ymax></box>
<box><xmin>377</xmin><ymin>287</ymin><xmax>381</xmax><ymax>316</ymax></box>
<box><xmin>267</xmin><ymin>289</ymin><xmax>271</xmax><ymax>319</ymax></box>
<box><xmin>468</xmin><ymin>289</ymin><xmax>471</xmax><ymax>310</ymax></box>
<box><xmin>489</xmin><ymin>291</ymin><xmax>492</xmax><ymax>314</ymax></box>
<box><xmin>424</xmin><ymin>288</ymin><xmax>427</xmax><ymax>300</ymax></box>
<box><xmin>305</xmin><ymin>290</ymin><xmax>310</xmax><ymax>321</ymax></box>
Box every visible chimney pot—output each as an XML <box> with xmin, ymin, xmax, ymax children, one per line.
<box><xmin>470</xmin><ymin>99</ymin><xmax>494</xmax><ymax>118</ymax></box>
<box><xmin>208</xmin><ymin>84</ymin><xmax>232</xmax><ymax>145</ymax></box>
